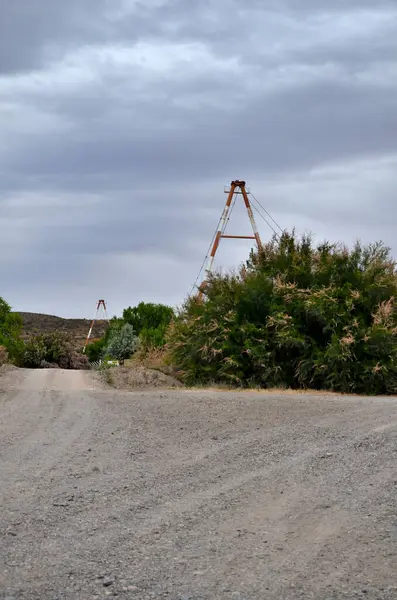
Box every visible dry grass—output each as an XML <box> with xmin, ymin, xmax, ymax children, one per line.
<box><xmin>103</xmin><ymin>365</ymin><xmax>182</xmax><ymax>390</ymax></box>
<box><xmin>186</xmin><ymin>384</ymin><xmax>354</xmax><ymax>396</ymax></box>
<box><xmin>127</xmin><ymin>351</ymin><xmax>351</xmax><ymax>396</ymax></box>
<box><xmin>126</xmin><ymin>347</ymin><xmax>179</xmax><ymax>377</ymax></box>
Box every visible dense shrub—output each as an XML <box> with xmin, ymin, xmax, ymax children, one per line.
<box><xmin>123</xmin><ymin>302</ymin><xmax>174</xmax><ymax>336</ymax></box>
<box><xmin>69</xmin><ymin>353</ymin><xmax>89</xmax><ymax>370</ymax></box>
<box><xmin>105</xmin><ymin>323</ymin><xmax>139</xmax><ymax>363</ymax></box>
<box><xmin>85</xmin><ymin>337</ymin><xmax>107</xmax><ymax>362</ymax></box>
<box><xmin>0</xmin><ymin>345</ymin><xmax>8</xmax><ymax>366</ymax></box>
<box><xmin>0</xmin><ymin>297</ymin><xmax>23</xmax><ymax>363</ymax></box>
<box><xmin>123</xmin><ymin>302</ymin><xmax>174</xmax><ymax>351</ymax></box>
<box><xmin>84</xmin><ymin>315</ymin><xmax>124</xmax><ymax>362</ymax></box>
<box><xmin>22</xmin><ymin>332</ymin><xmax>89</xmax><ymax>369</ymax></box>
<box><xmin>23</xmin><ymin>335</ymin><xmax>47</xmax><ymax>368</ymax></box>
<box><xmin>139</xmin><ymin>324</ymin><xmax>170</xmax><ymax>352</ymax></box>
<box><xmin>40</xmin><ymin>360</ymin><xmax>60</xmax><ymax>369</ymax></box>
<box><xmin>86</xmin><ymin>303</ymin><xmax>175</xmax><ymax>363</ymax></box>
<box><xmin>167</xmin><ymin>232</ymin><xmax>397</xmax><ymax>394</ymax></box>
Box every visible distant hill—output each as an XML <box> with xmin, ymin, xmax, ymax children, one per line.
<box><xmin>16</xmin><ymin>312</ymin><xmax>109</xmax><ymax>350</ymax></box>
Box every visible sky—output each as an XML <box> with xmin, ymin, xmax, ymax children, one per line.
<box><xmin>1</xmin><ymin>0</ymin><xmax>396</xmax><ymax>318</ymax></box>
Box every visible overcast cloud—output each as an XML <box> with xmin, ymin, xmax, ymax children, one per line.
<box><xmin>1</xmin><ymin>0</ymin><xmax>397</xmax><ymax>317</ymax></box>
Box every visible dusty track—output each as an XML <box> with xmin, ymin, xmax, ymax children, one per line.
<box><xmin>1</xmin><ymin>369</ymin><xmax>397</xmax><ymax>600</ymax></box>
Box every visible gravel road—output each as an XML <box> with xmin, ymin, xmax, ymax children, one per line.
<box><xmin>1</xmin><ymin>369</ymin><xmax>397</xmax><ymax>600</ymax></box>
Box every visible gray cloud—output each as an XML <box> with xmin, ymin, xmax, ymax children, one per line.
<box><xmin>0</xmin><ymin>0</ymin><xmax>396</xmax><ymax>317</ymax></box>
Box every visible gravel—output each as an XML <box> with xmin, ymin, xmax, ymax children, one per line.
<box><xmin>1</xmin><ymin>368</ymin><xmax>397</xmax><ymax>599</ymax></box>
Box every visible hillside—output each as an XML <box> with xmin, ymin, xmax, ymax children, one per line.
<box><xmin>17</xmin><ymin>312</ymin><xmax>109</xmax><ymax>350</ymax></box>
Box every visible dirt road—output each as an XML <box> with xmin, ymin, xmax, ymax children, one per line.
<box><xmin>1</xmin><ymin>369</ymin><xmax>397</xmax><ymax>600</ymax></box>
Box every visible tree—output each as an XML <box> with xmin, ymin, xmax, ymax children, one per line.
<box><xmin>106</xmin><ymin>324</ymin><xmax>139</xmax><ymax>363</ymax></box>
<box><xmin>22</xmin><ymin>331</ymin><xmax>89</xmax><ymax>369</ymax></box>
<box><xmin>0</xmin><ymin>297</ymin><xmax>23</xmax><ymax>363</ymax></box>
<box><xmin>123</xmin><ymin>302</ymin><xmax>174</xmax><ymax>337</ymax></box>
<box><xmin>167</xmin><ymin>232</ymin><xmax>397</xmax><ymax>394</ymax></box>
<box><xmin>122</xmin><ymin>302</ymin><xmax>174</xmax><ymax>352</ymax></box>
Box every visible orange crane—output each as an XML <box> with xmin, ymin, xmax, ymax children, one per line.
<box><xmin>196</xmin><ymin>180</ymin><xmax>263</xmax><ymax>301</ymax></box>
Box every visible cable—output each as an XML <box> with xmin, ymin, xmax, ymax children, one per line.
<box><xmin>250</xmin><ymin>191</ymin><xmax>283</xmax><ymax>234</ymax></box>
<box><xmin>221</xmin><ymin>190</ymin><xmax>238</xmax><ymax>236</ymax></box>
<box><xmin>189</xmin><ymin>208</ymin><xmax>225</xmax><ymax>297</ymax></box>
<box><xmin>190</xmin><ymin>243</ymin><xmax>214</xmax><ymax>297</ymax></box>
<box><xmin>251</xmin><ymin>202</ymin><xmax>280</xmax><ymax>238</ymax></box>
<box><xmin>190</xmin><ymin>190</ymin><xmax>239</xmax><ymax>297</ymax></box>
<box><xmin>190</xmin><ymin>187</ymin><xmax>283</xmax><ymax>297</ymax></box>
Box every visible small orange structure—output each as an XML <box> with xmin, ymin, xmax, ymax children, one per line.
<box><xmin>83</xmin><ymin>299</ymin><xmax>109</xmax><ymax>353</ymax></box>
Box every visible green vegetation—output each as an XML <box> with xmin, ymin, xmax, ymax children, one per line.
<box><xmin>0</xmin><ymin>298</ymin><xmax>90</xmax><ymax>369</ymax></box>
<box><xmin>167</xmin><ymin>232</ymin><xmax>397</xmax><ymax>395</ymax></box>
<box><xmin>0</xmin><ymin>297</ymin><xmax>23</xmax><ymax>364</ymax></box>
<box><xmin>84</xmin><ymin>316</ymin><xmax>123</xmax><ymax>362</ymax></box>
<box><xmin>22</xmin><ymin>331</ymin><xmax>89</xmax><ymax>369</ymax></box>
<box><xmin>123</xmin><ymin>302</ymin><xmax>174</xmax><ymax>352</ymax></box>
<box><xmin>4</xmin><ymin>231</ymin><xmax>397</xmax><ymax>394</ymax></box>
<box><xmin>86</xmin><ymin>302</ymin><xmax>174</xmax><ymax>363</ymax></box>
<box><xmin>105</xmin><ymin>323</ymin><xmax>139</xmax><ymax>364</ymax></box>
<box><xmin>85</xmin><ymin>337</ymin><xmax>107</xmax><ymax>362</ymax></box>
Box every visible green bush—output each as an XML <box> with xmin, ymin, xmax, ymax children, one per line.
<box><xmin>85</xmin><ymin>337</ymin><xmax>107</xmax><ymax>362</ymax></box>
<box><xmin>86</xmin><ymin>303</ymin><xmax>174</xmax><ymax>361</ymax></box>
<box><xmin>139</xmin><ymin>324</ymin><xmax>170</xmax><ymax>351</ymax></box>
<box><xmin>105</xmin><ymin>323</ymin><xmax>139</xmax><ymax>363</ymax></box>
<box><xmin>0</xmin><ymin>298</ymin><xmax>23</xmax><ymax>364</ymax></box>
<box><xmin>23</xmin><ymin>336</ymin><xmax>47</xmax><ymax>368</ymax></box>
<box><xmin>167</xmin><ymin>232</ymin><xmax>397</xmax><ymax>394</ymax></box>
<box><xmin>22</xmin><ymin>332</ymin><xmax>89</xmax><ymax>369</ymax></box>
<box><xmin>123</xmin><ymin>302</ymin><xmax>174</xmax><ymax>336</ymax></box>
